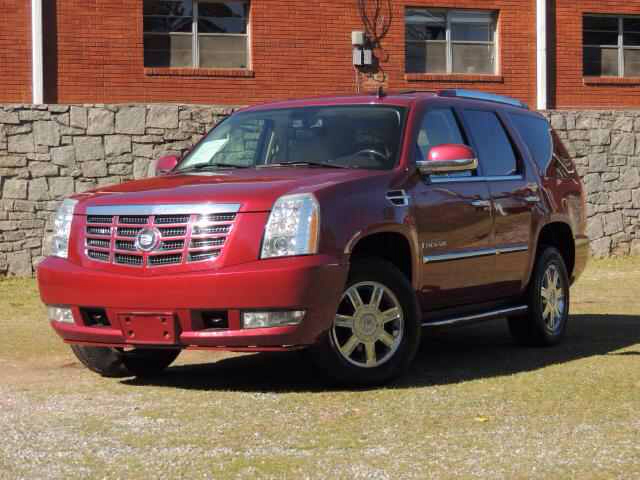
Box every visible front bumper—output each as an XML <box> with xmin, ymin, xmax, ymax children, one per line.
<box><xmin>38</xmin><ymin>255</ymin><xmax>348</xmax><ymax>350</ymax></box>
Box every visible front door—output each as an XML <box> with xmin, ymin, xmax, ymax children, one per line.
<box><xmin>412</xmin><ymin>108</ymin><xmax>495</xmax><ymax>311</ymax></box>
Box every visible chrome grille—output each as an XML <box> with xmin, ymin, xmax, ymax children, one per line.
<box><xmin>81</xmin><ymin>205</ymin><xmax>238</xmax><ymax>268</ymax></box>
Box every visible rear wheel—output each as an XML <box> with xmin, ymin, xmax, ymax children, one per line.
<box><xmin>311</xmin><ymin>259</ymin><xmax>421</xmax><ymax>386</ymax></box>
<box><xmin>508</xmin><ymin>246</ymin><xmax>570</xmax><ymax>346</ymax></box>
<box><xmin>70</xmin><ymin>345</ymin><xmax>180</xmax><ymax>378</ymax></box>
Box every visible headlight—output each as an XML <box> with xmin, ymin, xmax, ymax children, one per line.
<box><xmin>52</xmin><ymin>198</ymin><xmax>78</xmax><ymax>258</ymax></box>
<box><xmin>261</xmin><ymin>193</ymin><xmax>320</xmax><ymax>259</ymax></box>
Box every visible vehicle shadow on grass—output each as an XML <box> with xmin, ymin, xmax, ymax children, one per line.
<box><xmin>121</xmin><ymin>314</ymin><xmax>640</xmax><ymax>392</ymax></box>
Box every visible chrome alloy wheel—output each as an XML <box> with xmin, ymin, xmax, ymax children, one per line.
<box><xmin>332</xmin><ymin>281</ymin><xmax>404</xmax><ymax>368</ymax></box>
<box><xmin>540</xmin><ymin>263</ymin><xmax>566</xmax><ymax>333</ymax></box>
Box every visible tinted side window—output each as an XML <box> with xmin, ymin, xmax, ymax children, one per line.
<box><xmin>416</xmin><ymin>108</ymin><xmax>466</xmax><ymax>159</ymax></box>
<box><xmin>509</xmin><ymin>113</ymin><xmax>552</xmax><ymax>172</ymax></box>
<box><xmin>462</xmin><ymin>110</ymin><xmax>518</xmax><ymax>176</ymax></box>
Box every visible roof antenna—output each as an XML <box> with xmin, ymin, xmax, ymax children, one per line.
<box><xmin>377</xmin><ymin>85</ymin><xmax>385</xmax><ymax>99</ymax></box>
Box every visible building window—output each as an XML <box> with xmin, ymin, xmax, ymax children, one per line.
<box><xmin>405</xmin><ymin>8</ymin><xmax>497</xmax><ymax>75</ymax></box>
<box><xmin>584</xmin><ymin>15</ymin><xmax>640</xmax><ymax>77</ymax></box>
<box><xmin>144</xmin><ymin>0</ymin><xmax>249</xmax><ymax>69</ymax></box>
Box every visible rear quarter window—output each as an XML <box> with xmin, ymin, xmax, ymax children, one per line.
<box><xmin>509</xmin><ymin>113</ymin><xmax>552</xmax><ymax>173</ymax></box>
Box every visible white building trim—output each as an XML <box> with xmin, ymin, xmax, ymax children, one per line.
<box><xmin>31</xmin><ymin>0</ymin><xmax>44</xmax><ymax>104</ymax></box>
<box><xmin>536</xmin><ymin>0</ymin><xmax>547</xmax><ymax>110</ymax></box>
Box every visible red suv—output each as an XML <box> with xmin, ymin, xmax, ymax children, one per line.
<box><xmin>38</xmin><ymin>90</ymin><xmax>588</xmax><ymax>385</ymax></box>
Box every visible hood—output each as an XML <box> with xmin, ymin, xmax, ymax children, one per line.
<box><xmin>74</xmin><ymin>167</ymin><xmax>381</xmax><ymax>213</ymax></box>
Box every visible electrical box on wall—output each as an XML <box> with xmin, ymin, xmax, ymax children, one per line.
<box><xmin>353</xmin><ymin>48</ymin><xmax>373</xmax><ymax>67</ymax></box>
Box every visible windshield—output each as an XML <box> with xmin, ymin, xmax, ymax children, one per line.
<box><xmin>176</xmin><ymin>105</ymin><xmax>407</xmax><ymax>171</ymax></box>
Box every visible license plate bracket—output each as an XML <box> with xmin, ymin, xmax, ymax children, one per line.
<box><xmin>118</xmin><ymin>313</ymin><xmax>177</xmax><ymax>345</ymax></box>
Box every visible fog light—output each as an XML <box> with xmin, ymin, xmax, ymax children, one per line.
<box><xmin>242</xmin><ymin>310</ymin><xmax>305</xmax><ymax>329</ymax></box>
<box><xmin>47</xmin><ymin>306</ymin><xmax>74</xmax><ymax>324</ymax></box>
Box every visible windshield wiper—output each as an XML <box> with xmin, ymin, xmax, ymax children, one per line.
<box><xmin>175</xmin><ymin>162</ymin><xmax>251</xmax><ymax>173</ymax></box>
<box><xmin>259</xmin><ymin>161</ymin><xmax>351</xmax><ymax>169</ymax></box>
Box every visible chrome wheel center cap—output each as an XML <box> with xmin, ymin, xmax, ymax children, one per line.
<box><xmin>355</xmin><ymin>312</ymin><xmax>379</xmax><ymax>340</ymax></box>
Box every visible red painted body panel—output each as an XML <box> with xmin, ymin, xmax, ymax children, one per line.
<box><xmin>37</xmin><ymin>92</ymin><xmax>587</xmax><ymax>352</ymax></box>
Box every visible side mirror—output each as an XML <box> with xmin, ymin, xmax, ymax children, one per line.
<box><xmin>416</xmin><ymin>144</ymin><xmax>478</xmax><ymax>176</ymax></box>
<box><xmin>154</xmin><ymin>155</ymin><xmax>179</xmax><ymax>176</ymax></box>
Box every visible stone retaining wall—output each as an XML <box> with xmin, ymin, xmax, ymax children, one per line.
<box><xmin>543</xmin><ymin>111</ymin><xmax>640</xmax><ymax>258</ymax></box>
<box><xmin>0</xmin><ymin>105</ymin><xmax>639</xmax><ymax>276</ymax></box>
<box><xmin>0</xmin><ymin>104</ymin><xmax>232</xmax><ymax>275</ymax></box>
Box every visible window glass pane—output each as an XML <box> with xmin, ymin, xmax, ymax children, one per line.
<box><xmin>584</xmin><ymin>16</ymin><xmax>618</xmax><ymax>31</ymax></box>
<box><xmin>583</xmin><ymin>46</ymin><xmax>619</xmax><ymax>76</ymax></box>
<box><xmin>199</xmin><ymin>35</ymin><xmax>247</xmax><ymax>68</ymax></box>
<box><xmin>405</xmin><ymin>9</ymin><xmax>446</xmax><ymax>41</ymax></box>
<box><xmin>198</xmin><ymin>18</ymin><xmax>247</xmax><ymax>33</ymax></box>
<box><xmin>417</xmin><ymin>109</ymin><xmax>465</xmax><ymax>157</ymax></box>
<box><xmin>144</xmin><ymin>34</ymin><xmax>192</xmax><ymax>67</ymax></box>
<box><xmin>584</xmin><ymin>31</ymin><xmax>618</xmax><ymax>46</ymax></box>
<box><xmin>144</xmin><ymin>16</ymin><xmax>193</xmax><ymax>33</ymax></box>
<box><xmin>451</xmin><ymin>23</ymin><xmax>492</xmax><ymax>42</ymax></box>
<box><xmin>509</xmin><ymin>114</ymin><xmax>552</xmax><ymax>173</ymax></box>
<box><xmin>463</xmin><ymin>110</ymin><xmax>517</xmax><ymax>176</ymax></box>
<box><xmin>452</xmin><ymin>44</ymin><xmax>495</xmax><ymax>74</ymax></box>
<box><xmin>624</xmin><ymin>33</ymin><xmax>640</xmax><ymax>47</ymax></box>
<box><xmin>624</xmin><ymin>49</ymin><xmax>640</xmax><ymax>76</ymax></box>
<box><xmin>624</xmin><ymin>18</ymin><xmax>640</xmax><ymax>34</ymax></box>
<box><xmin>199</xmin><ymin>1</ymin><xmax>247</xmax><ymax>17</ymax></box>
<box><xmin>179</xmin><ymin>106</ymin><xmax>406</xmax><ymax>170</ymax></box>
<box><xmin>449</xmin><ymin>11</ymin><xmax>494</xmax><ymax>24</ymax></box>
<box><xmin>144</xmin><ymin>0</ymin><xmax>193</xmax><ymax>16</ymax></box>
<box><xmin>405</xmin><ymin>42</ymin><xmax>446</xmax><ymax>73</ymax></box>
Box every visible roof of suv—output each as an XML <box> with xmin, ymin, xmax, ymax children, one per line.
<box><xmin>238</xmin><ymin>89</ymin><xmax>541</xmax><ymax>118</ymax></box>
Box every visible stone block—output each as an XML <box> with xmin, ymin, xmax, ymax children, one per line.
<box><xmin>8</xmin><ymin>250</ymin><xmax>32</xmax><ymax>276</ymax></box>
<box><xmin>81</xmin><ymin>160</ymin><xmax>108</xmax><ymax>178</ymax></box>
<box><xmin>70</xmin><ymin>106</ymin><xmax>87</xmax><ymax>129</ymax></box>
<box><xmin>74</xmin><ymin>137</ymin><xmax>104</xmax><ymax>161</ymax></box>
<box><xmin>105</xmin><ymin>135</ymin><xmax>132</xmax><ymax>156</ymax></box>
<box><xmin>51</xmin><ymin>146</ymin><xmax>76</xmax><ymax>167</ymax></box>
<box><xmin>2</xmin><ymin>179</ymin><xmax>27</xmax><ymax>199</ymax></box>
<box><xmin>611</xmin><ymin>133</ymin><xmax>635</xmax><ymax>156</ymax></box>
<box><xmin>115</xmin><ymin>107</ymin><xmax>146</xmax><ymax>134</ymax></box>
<box><xmin>8</xmin><ymin>133</ymin><xmax>34</xmax><ymax>153</ymax></box>
<box><xmin>28</xmin><ymin>178</ymin><xmax>49</xmax><ymax>201</ymax></box>
<box><xmin>29</xmin><ymin>162</ymin><xmax>59</xmax><ymax>177</ymax></box>
<box><xmin>147</xmin><ymin>105</ymin><xmax>179</xmax><ymax>129</ymax></box>
<box><xmin>49</xmin><ymin>177</ymin><xmax>75</xmax><ymax>198</ymax></box>
<box><xmin>87</xmin><ymin>108</ymin><xmax>115</xmax><ymax>135</ymax></box>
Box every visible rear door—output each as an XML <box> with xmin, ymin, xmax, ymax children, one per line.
<box><xmin>460</xmin><ymin>108</ymin><xmax>537</xmax><ymax>298</ymax></box>
<box><xmin>412</xmin><ymin>107</ymin><xmax>495</xmax><ymax>311</ymax></box>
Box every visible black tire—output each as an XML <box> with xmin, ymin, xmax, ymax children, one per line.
<box><xmin>508</xmin><ymin>246</ymin><xmax>570</xmax><ymax>347</ymax></box>
<box><xmin>70</xmin><ymin>345</ymin><xmax>180</xmax><ymax>378</ymax></box>
<box><xmin>310</xmin><ymin>259</ymin><xmax>421</xmax><ymax>386</ymax></box>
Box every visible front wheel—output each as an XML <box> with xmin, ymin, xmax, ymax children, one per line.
<box><xmin>70</xmin><ymin>345</ymin><xmax>180</xmax><ymax>378</ymax></box>
<box><xmin>508</xmin><ymin>246</ymin><xmax>570</xmax><ymax>346</ymax></box>
<box><xmin>311</xmin><ymin>259</ymin><xmax>421</xmax><ymax>386</ymax></box>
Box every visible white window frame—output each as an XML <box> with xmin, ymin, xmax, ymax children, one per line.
<box><xmin>406</xmin><ymin>8</ymin><xmax>499</xmax><ymax>75</ymax></box>
<box><xmin>584</xmin><ymin>14</ymin><xmax>640</xmax><ymax>77</ymax></box>
<box><xmin>143</xmin><ymin>0</ymin><xmax>250</xmax><ymax>69</ymax></box>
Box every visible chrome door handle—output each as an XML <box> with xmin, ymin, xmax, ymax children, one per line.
<box><xmin>524</xmin><ymin>195</ymin><xmax>540</xmax><ymax>203</ymax></box>
<box><xmin>471</xmin><ymin>200</ymin><xmax>491</xmax><ymax>210</ymax></box>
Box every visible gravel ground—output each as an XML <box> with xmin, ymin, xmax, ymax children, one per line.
<box><xmin>1</xmin><ymin>258</ymin><xmax>639</xmax><ymax>479</ymax></box>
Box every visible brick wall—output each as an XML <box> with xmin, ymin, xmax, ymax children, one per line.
<box><xmin>0</xmin><ymin>0</ymin><xmax>538</xmax><ymax>107</ymax></box>
<box><xmin>553</xmin><ymin>0</ymin><xmax>640</xmax><ymax>109</ymax></box>
<box><xmin>0</xmin><ymin>1</ymin><xmax>31</xmax><ymax>103</ymax></box>
<box><xmin>1</xmin><ymin>104</ymin><xmax>639</xmax><ymax>277</ymax></box>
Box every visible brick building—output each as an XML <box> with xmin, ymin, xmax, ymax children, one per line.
<box><xmin>2</xmin><ymin>0</ymin><xmax>640</xmax><ymax>109</ymax></box>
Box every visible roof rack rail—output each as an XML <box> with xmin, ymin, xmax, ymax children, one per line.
<box><xmin>437</xmin><ymin>89</ymin><xmax>529</xmax><ymax>109</ymax></box>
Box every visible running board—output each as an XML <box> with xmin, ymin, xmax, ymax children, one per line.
<box><xmin>422</xmin><ymin>305</ymin><xmax>528</xmax><ymax>328</ymax></box>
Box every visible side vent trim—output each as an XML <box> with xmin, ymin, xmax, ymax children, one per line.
<box><xmin>386</xmin><ymin>190</ymin><xmax>410</xmax><ymax>207</ymax></box>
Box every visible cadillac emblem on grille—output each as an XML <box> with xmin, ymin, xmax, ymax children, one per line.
<box><xmin>135</xmin><ymin>227</ymin><xmax>161</xmax><ymax>252</ymax></box>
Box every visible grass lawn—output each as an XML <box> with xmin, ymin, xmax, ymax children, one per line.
<box><xmin>1</xmin><ymin>258</ymin><xmax>639</xmax><ymax>479</ymax></box>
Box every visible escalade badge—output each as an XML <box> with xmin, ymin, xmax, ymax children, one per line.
<box><xmin>135</xmin><ymin>227</ymin><xmax>161</xmax><ymax>252</ymax></box>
